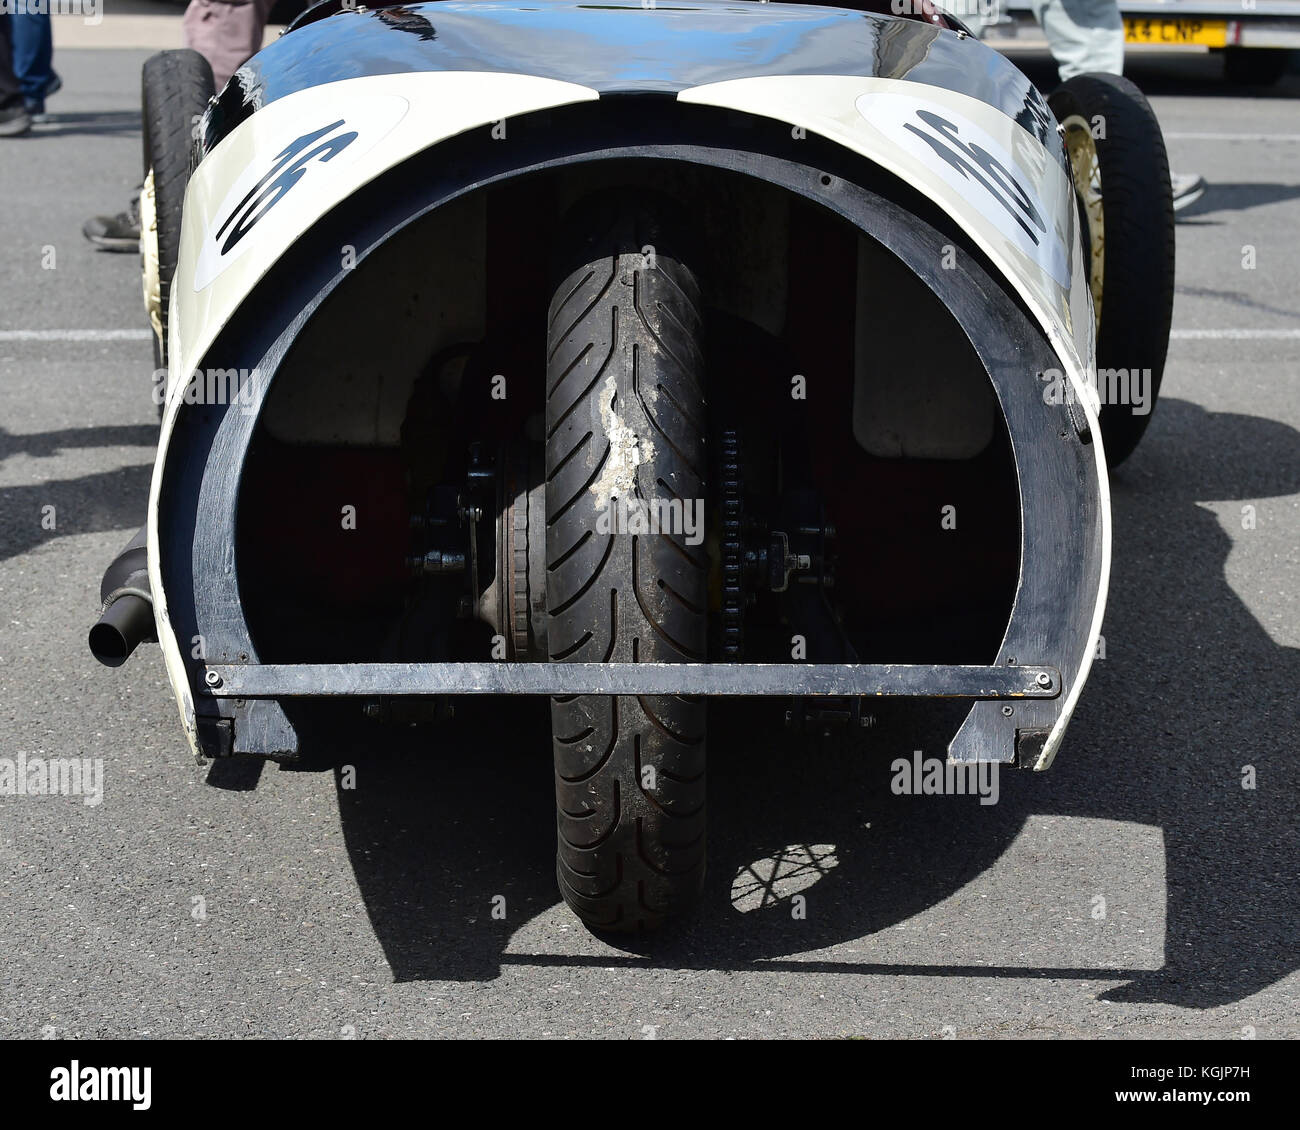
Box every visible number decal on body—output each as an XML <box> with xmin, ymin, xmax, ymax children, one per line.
<box><xmin>193</xmin><ymin>93</ymin><xmax>408</xmax><ymax>292</ymax></box>
<box><xmin>903</xmin><ymin>109</ymin><xmax>1048</xmax><ymax>247</ymax></box>
<box><xmin>215</xmin><ymin>121</ymin><xmax>358</xmax><ymax>254</ymax></box>
<box><xmin>854</xmin><ymin>91</ymin><xmax>1070</xmax><ymax>289</ymax></box>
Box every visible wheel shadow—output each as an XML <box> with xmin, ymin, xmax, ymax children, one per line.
<box><xmin>245</xmin><ymin>399</ymin><xmax>1296</xmax><ymax>1005</ymax></box>
<box><xmin>280</xmin><ymin>698</ymin><xmax>558</xmax><ymax>983</ymax></box>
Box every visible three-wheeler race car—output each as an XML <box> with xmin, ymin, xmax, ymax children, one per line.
<box><xmin>92</xmin><ymin>0</ymin><xmax>1174</xmax><ymax>931</ymax></box>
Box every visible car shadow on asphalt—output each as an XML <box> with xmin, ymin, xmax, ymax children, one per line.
<box><xmin>1176</xmin><ymin>183</ymin><xmax>1300</xmax><ymax>224</ymax></box>
<box><xmin>0</xmin><ymin>423</ymin><xmax>158</xmax><ymax>462</ymax></box>
<box><xmin>1068</xmin><ymin>398</ymin><xmax>1299</xmax><ymax>1008</ymax></box>
<box><xmin>209</xmin><ymin>398</ymin><xmax>1296</xmax><ymax>1008</ymax></box>
<box><xmin>26</xmin><ymin>111</ymin><xmax>142</xmax><ymax>138</ymax></box>
<box><xmin>0</xmin><ymin>457</ymin><xmax>152</xmax><ymax>561</ymax></box>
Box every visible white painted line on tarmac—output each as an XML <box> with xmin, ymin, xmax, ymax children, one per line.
<box><xmin>1163</xmin><ymin>133</ymin><xmax>1300</xmax><ymax>141</ymax></box>
<box><xmin>1170</xmin><ymin>329</ymin><xmax>1300</xmax><ymax>340</ymax></box>
<box><xmin>0</xmin><ymin>329</ymin><xmax>153</xmax><ymax>342</ymax></box>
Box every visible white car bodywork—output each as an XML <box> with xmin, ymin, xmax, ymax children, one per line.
<box><xmin>146</xmin><ymin>4</ymin><xmax>1111</xmax><ymax>769</ymax></box>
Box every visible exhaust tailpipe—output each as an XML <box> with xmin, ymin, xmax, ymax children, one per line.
<box><xmin>89</xmin><ymin>527</ymin><xmax>156</xmax><ymax>667</ymax></box>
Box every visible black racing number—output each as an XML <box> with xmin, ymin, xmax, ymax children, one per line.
<box><xmin>903</xmin><ymin>109</ymin><xmax>1047</xmax><ymax>246</ymax></box>
<box><xmin>215</xmin><ymin>120</ymin><xmax>359</xmax><ymax>254</ymax></box>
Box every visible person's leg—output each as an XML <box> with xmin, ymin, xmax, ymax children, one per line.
<box><xmin>1030</xmin><ymin>0</ymin><xmax>1124</xmax><ymax>80</ymax></box>
<box><xmin>11</xmin><ymin>11</ymin><xmax>56</xmax><ymax>110</ymax></box>
<box><xmin>93</xmin><ymin>0</ymin><xmax>271</xmax><ymax>248</ymax></box>
<box><xmin>0</xmin><ymin>14</ymin><xmax>32</xmax><ymax>136</ymax></box>
<box><xmin>1033</xmin><ymin>4</ymin><xmax>1205</xmax><ymax>214</ymax></box>
<box><xmin>85</xmin><ymin>0</ymin><xmax>274</xmax><ymax>247</ymax></box>
<box><xmin>182</xmin><ymin>0</ymin><xmax>275</xmax><ymax>89</ymax></box>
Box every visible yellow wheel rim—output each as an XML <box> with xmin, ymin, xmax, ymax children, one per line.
<box><xmin>1061</xmin><ymin>114</ymin><xmax>1104</xmax><ymax>333</ymax></box>
<box><xmin>140</xmin><ymin>167</ymin><xmax>163</xmax><ymax>347</ymax></box>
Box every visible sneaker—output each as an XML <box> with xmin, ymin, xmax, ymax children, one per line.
<box><xmin>0</xmin><ymin>101</ymin><xmax>32</xmax><ymax>137</ymax></box>
<box><xmin>83</xmin><ymin>210</ymin><xmax>141</xmax><ymax>252</ymax></box>
<box><xmin>1171</xmin><ymin>172</ymin><xmax>1207</xmax><ymax>212</ymax></box>
<box><xmin>23</xmin><ymin>74</ymin><xmax>62</xmax><ymax>123</ymax></box>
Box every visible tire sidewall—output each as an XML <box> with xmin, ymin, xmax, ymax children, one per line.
<box><xmin>1049</xmin><ymin>73</ymin><xmax>1175</xmax><ymax>466</ymax></box>
<box><xmin>142</xmin><ymin>51</ymin><xmax>215</xmax><ymax>374</ymax></box>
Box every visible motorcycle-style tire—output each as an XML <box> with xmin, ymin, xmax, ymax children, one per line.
<box><xmin>544</xmin><ymin>192</ymin><xmax>708</xmax><ymax>932</ymax></box>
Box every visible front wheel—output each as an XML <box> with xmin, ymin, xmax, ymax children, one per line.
<box><xmin>544</xmin><ymin>192</ymin><xmax>708</xmax><ymax>932</ymax></box>
<box><xmin>142</xmin><ymin>50</ymin><xmax>214</xmax><ymax>385</ymax></box>
<box><xmin>1050</xmin><ymin>72</ymin><xmax>1175</xmax><ymax>467</ymax></box>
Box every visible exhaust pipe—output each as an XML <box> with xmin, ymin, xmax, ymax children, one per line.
<box><xmin>89</xmin><ymin>527</ymin><xmax>156</xmax><ymax>667</ymax></box>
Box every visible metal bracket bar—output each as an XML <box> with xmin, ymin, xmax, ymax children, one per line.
<box><xmin>201</xmin><ymin>662</ymin><xmax>1060</xmax><ymax>699</ymax></box>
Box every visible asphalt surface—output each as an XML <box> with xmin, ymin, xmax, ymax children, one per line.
<box><xmin>1</xmin><ymin>46</ymin><xmax>1297</xmax><ymax>1040</ymax></box>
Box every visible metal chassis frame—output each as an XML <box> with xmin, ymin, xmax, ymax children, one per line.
<box><xmin>201</xmin><ymin>662</ymin><xmax>1061</xmax><ymax>699</ymax></box>
<box><xmin>158</xmin><ymin>107</ymin><xmax>1104</xmax><ymax>766</ymax></box>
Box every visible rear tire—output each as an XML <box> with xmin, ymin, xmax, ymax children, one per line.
<box><xmin>545</xmin><ymin>192</ymin><xmax>708</xmax><ymax>932</ymax></box>
<box><xmin>142</xmin><ymin>50</ymin><xmax>214</xmax><ymax>384</ymax></box>
<box><xmin>1050</xmin><ymin>73</ymin><xmax>1174</xmax><ymax>467</ymax></box>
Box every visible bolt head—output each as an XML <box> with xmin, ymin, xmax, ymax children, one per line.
<box><xmin>1036</xmin><ymin>672</ymin><xmax>1052</xmax><ymax>688</ymax></box>
<box><xmin>204</xmin><ymin>670</ymin><xmax>222</xmax><ymax>688</ymax></box>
